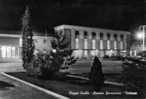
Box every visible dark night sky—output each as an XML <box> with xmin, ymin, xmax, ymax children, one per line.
<box><xmin>0</xmin><ymin>0</ymin><xmax>145</xmax><ymax>33</ymax></box>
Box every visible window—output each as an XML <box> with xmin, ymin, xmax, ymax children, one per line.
<box><xmin>1</xmin><ymin>46</ymin><xmax>6</xmax><ymax>58</ymax></box>
<box><xmin>75</xmin><ymin>31</ymin><xmax>80</xmax><ymax>49</ymax></box>
<box><xmin>100</xmin><ymin>33</ymin><xmax>103</xmax><ymax>40</ymax></box>
<box><xmin>114</xmin><ymin>34</ymin><xmax>117</xmax><ymax>40</ymax></box>
<box><xmin>107</xmin><ymin>40</ymin><xmax>110</xmax><ymax>49</ymax></box>
<box><xmin>92</xmin><ymin>39</ymin><xmax>96</xmax><ymax>49</ymax></box>
<box><xmin>84</xmin><ymin>31</ymin><xmax>88</xmax><ymax>38</ymax></box>
<box><xmin>1</xmin><ymin>46</ymin><xmax>17</xmax><ymax>58</ymax></box>
<box><xmin>92</xmin><ymin>32</ymin><xmax>96</xmax><ymax>39</ymax></box>
<box><xmin>100</xmin><ymin>40</ymin><xmax>103</xmax><ymax>50</ymax></box>
<box><xmin>84</xmin><ymin>39</ymin><xmax>88</xmax><ymax>49</ymax></box>
<box><xmin>107</xmin><ymin>33</ymin><xmax>111</xmax><ymax>40</ymax></box>
<box><xmin>11</xmin><ymin>47</ymin><xmax>16</xmax><ymax>57</ymax></box>
<box><xmin>75</xmin><ymin>31</ymin><xmax>79</xmax><ymax>38</ymax></box>
<box><xmin>120</xmin><ymin>41</ymin><xmax>123</xmax><ymax>49</ymax></box>
<box><xmin>84</xmin><ymin>31</ymin><xmax>88</xmax><ymax>49</ymax></box>
<box><xmin>75</xmin><ymin>39</ymin><xmax>79</xmax><ymax>49</ymax></box>
<box><xmin>120</xmin><ymin>34</ymin><xmax>124</xmax><ymax>41</ymax></box>
<box><xmin>114</xmin><ymin>41</ymin><xmax>117</xmax><ymax>49</ymax></box>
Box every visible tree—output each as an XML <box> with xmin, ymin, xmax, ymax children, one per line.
<box><xmin>126</xmin><ymin>32</ymin><xmax>136</xmax><ymax>56</ymax></box>
<box><xmin>21</xmin><ymin>6</ymin><xmax>34</xmax><ymax>74</ymax></box>
<box><xmin>50</xmin><ymin>30</ymin><xmax>75</xmax><ymax>71</ymax></box>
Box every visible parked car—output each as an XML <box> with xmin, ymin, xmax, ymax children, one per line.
<box><xmin>103</xmin><ymin>55</ymin><xmax>125</xmax><ymax>61</ymax></box>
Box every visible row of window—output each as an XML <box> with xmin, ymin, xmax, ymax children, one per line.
<box><xmin>75</xmin><ymin>39</ymin><xmax>124</xmax><ymax>50</ymax></box>
<box><xmin>75</xmin><ymin>30</ymin><xmax>124</xmax><ymax>40</ymax></box>
<box><xmin>0</xmin><ymin>46</ymin><xmax>20</xmax><ymax>58</ymax></box>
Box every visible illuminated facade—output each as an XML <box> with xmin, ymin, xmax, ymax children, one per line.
<box><xmin>0</xmin><ymin>34</ymin><xmax>21</xmax><ymax>59</ymax></box>
<box><xmin>0</xmin><ymin>33</ymin><xmax>53</xmax><ymax>61</ymax></box>
<box><xmin>55</xmin><ymin>25</ymin><xmax>130</xmax><ymax>58</ymax></box>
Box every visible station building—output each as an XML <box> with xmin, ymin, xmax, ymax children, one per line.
<box><xmin>0</xmin><ymin>24</ymin><xmax>131</xmax><ymax>61</ymax></box>
<box><xmin>55</xmin><ymin>25</ymin><xmax>131</xmax><ymax>58</ymax></box>
<box><xmin>0</xmin><ymin>31</ymin><xmax>53</xmax><ymax>61</ymax></box>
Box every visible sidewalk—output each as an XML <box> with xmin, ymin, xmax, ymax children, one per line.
<box><xmin>0</xmin><ymin>73</ymin><xmax>61</xmax><ymax>99</ymax></box>
<box><xmin>0</xmin><ymin>62</ymin><xmax>24</xmax><ymax>72</ymax></box>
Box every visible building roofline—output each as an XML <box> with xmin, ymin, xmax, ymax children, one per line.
<box><xmin>0</xmin><ymin>33</ymin><xmax>54</xmax><ymax>38</ymax></box>
<box><xmin>54</xmin><ymin>24</ymin><xmax>130</xmax><ymax>34</ymax></box>
<box><xmin>0</xmin><ymin>34</ymin><xmax>21</xmax><ymax>38</ymax></box>
<box><xmin>0</xmin><ymin>30</ymin><xmax>54</xmax><ymax>38</ymax></box>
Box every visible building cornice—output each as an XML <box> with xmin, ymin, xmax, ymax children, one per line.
<box><xmin>55</xmin><ymin>24</ymin><xmax>130</xmax><ymax>34</ymax></box>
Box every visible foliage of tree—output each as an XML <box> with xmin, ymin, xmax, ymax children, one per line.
<box><xmin>21</xmin><ymin>7</ymin><xmax>77</xmax><ymax>78</ymax></box>
<box><xmin>51</xmin><ymin>30</ymin><xmax>77</xmax><ymax>71</ymax></box>
<box><xmin>21</xmin><ymin>6</ymin><xmax>34</xmax><ymax>75</ymax></box>
<box><xmin>126</xmin><ymin>32</ymin><xmax>136</xmax><ymax>56</ymax></box>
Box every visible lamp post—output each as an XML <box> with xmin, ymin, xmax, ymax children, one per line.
<box><xmin>142</xmin><ymin>25</ymin><xmax>146</xmax><ymax>51</ymax></box>
<box><xmin>139</xmin><ymin>25</ymin><xmax>146</xmax><ymax>51</ymax></box>
<box><xmin>136</xmin><ymin>25</ymin><xmax>146</xmax><ymax>51</ymax></box>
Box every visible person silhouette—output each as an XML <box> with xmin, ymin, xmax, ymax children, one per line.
<box><xmin>89</xmin><ymin>56</ymin><xmax>104</xmax><ymax>91</ymax></box>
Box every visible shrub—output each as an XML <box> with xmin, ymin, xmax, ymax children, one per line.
<box><xmin>121</xmin><ymin>59</ymin><xmax>146</xmax><ymax>89</ymax></box>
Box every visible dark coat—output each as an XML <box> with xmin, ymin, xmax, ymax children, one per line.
<box><xmin>89</xmin><ymin>56</ymin><xmax>104</xmax><ymax>89</ymax></box>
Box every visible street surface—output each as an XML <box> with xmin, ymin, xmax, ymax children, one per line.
<box><xmin>0</xmin><ymin>73</ymin><xmax>58</xmax><ymax>99</ymax></box>
<box><xmin>0</xmin><ymin>62</ymin><xmax>24</xmax><ymax>72</ymax></box>
<box><xmin>0</xmin><ymin>59</ymin><xmax>144</xmax><ymax>99</ymax></box>
<box><xmin>0</xmin><ymin>59</ymin><xmax>123</xmax><ymax>74</ymax></box>
<box><xmin>69</xmin><ymin>59</ymin><xmax>123</xmax><ymax>74</ymax></box>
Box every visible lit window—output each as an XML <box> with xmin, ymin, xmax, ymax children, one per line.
<box><xmin>12</xmin><ymin>47</ymin><xmax>16</xmax><ymax>57</ymax></box>
<box><xmin>84</xmin><ymin>50</ymin><xmax>88</xmax><ymax>57</ymax></box>
<box><xmin>19</xmin><ymin>38</ymin><xmax>22</xmax><ymax>47</ymax></box>
<box><xmin>120</xmin><ymin>41</ymin><xmax>123</xmax><ymax>49</ymax></box>
<box><xmin>100</xmin><ymin>40</ymin><xmax>103</xmax><ymax>49</ymax></box>
<box><xmin>1</xmin><ymin>46</ymin><xmax>6</xmax><ymax>58</ymax></box>
<box><xmin>75</xmin><ymin>31</ymin><xmax>80</xmax><ymax>49</ymax></box>
<box><xmin>107</xmin><ymin>40</ymin><xmax>110</xmax><ymax>49</ymax></box>
<box><xmin>92</xmin><ymin>39</ymin><xmax>96</xmax><ymax>49</ymax></box>
<box><xmin>6</xmin><ymin>47</ymin><xmax>11</xmax><ymax>58</ymax></box>
<box><xmin>84</xmin><ymin>39</ymin><xmax>88</xmax><ymax>49</ymax></box>
<box><xmin>114</xmin><ymin>41</ymin><xmax>117</xmax><ymax>49</ymax></box>
<box><xmin>75</xmin><ymin>38</ymin><xmax>79</xmax><ymax>49</ymax></box>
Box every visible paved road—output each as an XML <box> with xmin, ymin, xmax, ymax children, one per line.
<box><xmin>68</xmin><ymin>59</ymin><xmax>123</xmax><ymax>74</ymax></box>
<box><xmin>0</xmin><ymin>59</ymin><xmax>123</xmax><ymax>74</ymax></box>
<box><xmin>0</xmin><ymin>73</ymin><xmax>59</xmax><ymax>99</ymax></box>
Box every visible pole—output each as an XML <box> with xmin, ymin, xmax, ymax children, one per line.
<box><xmin>143</xmin><ymin>25</ymin><xmax>145</xmax><ymax>51</ymax></box>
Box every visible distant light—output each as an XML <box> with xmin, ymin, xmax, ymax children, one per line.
<box><xmin>135</xmin><ymin>31</ymin><xmax>143</xmax><ymax>40</ymax></box>
<box><xmin>52</xmin><ymin>49</ymin><xmax>56</xmax><ymax>53</ymax></box>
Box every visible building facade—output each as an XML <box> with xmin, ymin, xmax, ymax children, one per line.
<box><xmin>0</xmin><ymin>25</ymin><xmax>130</xmax><ymax>60</ymax></box>
<box><xmin>0</xmin><ymin>32</ymin><xmax>53</xmax><ymax>61</ymax></box>
<box><xmin>55</xmin><ymin>25</ymin><xmax>130</xmax><ymax>58</ymax></box>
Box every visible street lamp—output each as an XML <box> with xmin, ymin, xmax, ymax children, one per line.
<box><xmin>136</xmin><ymin>25</ymin><xmax>146</xmax><ymax>51</ymax></box>
<box><xmin>136</xmin><ymin>31</ymin><xmax>143</xmax><ymax>40</ymax></box>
